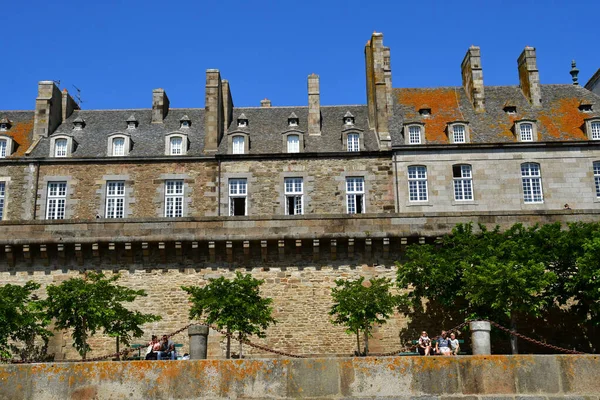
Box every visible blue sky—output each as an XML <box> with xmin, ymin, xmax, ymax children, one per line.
<box><xmin>2</xmin><ymin>0</ymin><xmax>599</xmax><ymax>110</ymax></box>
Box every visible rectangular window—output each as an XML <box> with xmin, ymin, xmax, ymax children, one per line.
<box><xmin>232</xmin><ymin>136</ymin><xmax>245</xmax><ymax>155</ymax></box>
<box><xmin>287</xmin><ymin>135</ymin><xmax>300</xmax><ymax>153</ymax></box>
<box><xmin>409</xmin><ymin>126</ymin><xmax>421</xmax><ymax>144</ymax></box>
<box><xmin>453</xmin><ymin>125</ymin><xmax>465</xmax><ymax>143</ymax></box>
<box><xmin>229</xmin><ymin>178</ymin><xmax>247</xmax><ymax>216</ymax></box>
<box><xmin>0</xmin><ymin>140</ymin><xmax>7</xmax><ymax>158</ymax></box>
<box><xmin>46</xmin><ymin>182</ymin><xmax>67</xmax><ymax>220</ymax></box>
<box><xmin>592</xmin><ymin>122</ymin><xmax>600</xmax><ymax>140</ymax></box>
<box><xmin>520</xmin><ymin>123</ymin><xmax>533</xmax><ymax>142</ymax></box>
<box><xmin>105</xmin><ymin>181</ymin><xmax>125</xmax><ymax>218</ymax></box>
<box><xmin>594</xmin><ymin>162</ymin><xmax>600</xmax><ymax>198</ymax></box>
<box><xmin>170</xmin><ymin>137</ymin><xmax>183</xmax><ymax>155</ymax></box>
<box><xmin>112</xmin><ymin>137</ymin><xmax>125</xmax><ymax>156</ymax></box>
<box><xmin>55</xmin><ymin>139</ymin><xmax>67</xmax><ymax>157</ymax></box>
<box><xmin>346</xmin><ymin>177</ymin><xmax>365</xmax><ymax>214</ymax></box>
<box><xmin>521</xmin><ymin>163</ymin><xmax>543</xmax><ymax>203</ymax></box>
<box><xmin>165</xmin><ymin>180</ymin><xmax>184</xmax><ymax>217</ymax></box>
<box><xmin>453</xmin><ymin>165</ymin><xmax>473</xmax><ymax>201</ymax></box>
<box><xmin>284</xmin><ymin>177</ymin><xmax>303</xmax><ymax>215</ymax></box>
<box><xmin>0</xmin><ymin>182</ymin><xmax>5</xmax><ymax>220</ymax></box>
<box><xmin>347</xmin><ymin>133</ymin><xmax>360</xmax><ymax>152</ymax></box>
<box><xmin>408</xmin><ymin>166</ymin><xmax>428</xmax><ymax>202</ymax></box>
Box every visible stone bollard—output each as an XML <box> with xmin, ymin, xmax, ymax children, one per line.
<box><xmin>470</xmin><ymin>320</ymin><xmax>491</xmax><ymax>355</ymax></box>
<box><xmin>189</xmin><ymin>325</ymin><xmax>209</xmax><ymax>359</ymax></box>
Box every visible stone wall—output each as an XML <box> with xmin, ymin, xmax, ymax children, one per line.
<box><xmin>1</xmin><ymin>355</ymin><xmax>598</xmax><ymax>399</ymax></box>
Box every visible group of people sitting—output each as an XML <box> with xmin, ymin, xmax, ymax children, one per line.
<box><xmin>145</xmin><ymin>335</ymin><xmax>183</xmax><ymax>360</ymax></box>
<box><xmin>417</xmin><ymin>330</ymin><xmax>460</xmax><ymax>356</ymax></box>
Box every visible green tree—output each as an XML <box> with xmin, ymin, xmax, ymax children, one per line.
<box><xmin>0</xmin><ymin>281</ymin><xmax>51</xmax><ymax>361</ymax></box>
<box><xmin>182</xmin><ymin>272</ymin><xmax>277</xmax><ymax>359</ymax></box>
<box><xmin>329</xmin><ymin>277</ymin><xmax>398</xmax><ymax>356</ymax></box>
<box><xmin>44</xmin><ymin>272</ymin><xmax>160</xmax><ymax>359</ymax></box>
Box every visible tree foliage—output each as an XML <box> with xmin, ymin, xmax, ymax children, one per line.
<box><xmin>44</xmin><ymin>272</ymin><xmax>160</xmax><ymax>359</ymax></box>
<box><xmin>329</xmin><ymin>277</ymin><xmax>398</xmax><ymax>356</ymax></box>
<box><xmin>182</xmin><ymin>272</ymin><xmax>277</xmax><ymax>358</ymax></box>
<box><xmin>0</xmin><ymin>281</ymin><xmax>51</xmax><ymax>360</ymax></box>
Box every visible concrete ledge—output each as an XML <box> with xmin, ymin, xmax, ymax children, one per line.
<box><xmin>0</xmin><ymin>355</ymin><xmax>598</xmax><ymax>399</ymax></box>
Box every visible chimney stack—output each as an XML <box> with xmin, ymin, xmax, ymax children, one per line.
<box><xmin>33</xmin><ymin>81</ymin><xmax>62</xmax><ymax>140</ymax></box>
<box><xmin>222</xmin><ymin>80</ymin><xmax>234</xmax><ymax>131</ymax></box>
<box><xmin>364</xmin><ymin>32</ymin><xmax>392</xmax><ymax>150</ymax></box>
<box><xmin>518</xmin><ymin>47</ymin><xmax>541</xmax><ymax>107</ymax></box>
<box><xmin>204</xmin><ymin>69</ymin><xmax>223</xmax><ymax>153</ymax></box>
<box><xmin>260</xmin><ymin>98</ymin><xmax>272</xmax><ymax>108</ymax></box>
<box><xmin>61</xmin><ymin>89</ymin><xmax>80</xmax><ymax>123</ymax></box>
<box><xmin>308</xmin><ymin>74</ymin><xmax>321</xmax><ymax>136</ymax></box>
<box><xmin>461</xmin><ymin>46</ymin><xmax>485</xmax><ymax>112</ymax></box>
<box><xmin>152</xmin><ymin>89</ymin><xmax>169</xmax><ymax>123</ymax></box>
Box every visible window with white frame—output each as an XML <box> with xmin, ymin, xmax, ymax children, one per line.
<box><xmin>284</xmin><ymin>177</ymin><xmax>303</xmax><ymax>215</ymax></box>
<box><xmin>105</xmin><ymin>181</ymin><xmax>125</xmax><ymax>218</ymax></box>
<box><xmin>408</xmin><ymin>166</ymin><xmax>428</xmax><ymax>202</ymax></box>
<box><xmin>519</xmin><ymin>123</ymin><xmax>533</xmax><ymax>142</ymax></box>
<box><xmin>521</xmin><ymin>163</ymin><xmax>543</xmax><ymax>203</ymax></box>
<box><xmin>170</xmin><ymin>136</ymin><xmax>183</xmax><ymax>155</ymax></box>
<box><xmin>0</xmin><ymin>182</ymin><xmax>5</xmax><ymax>220</ymax></box>
<box><xmin>112</xmin><ymin>137</ymin><xmax>125</xmax><ymax>156</ymax></box>
<box><xmin>594</xmin><ymin>161</ymin><xmax>600</xmax><ymax>198</ymax></box>
<box><xmin>347</xmin><ymin>133</ymin><xmax>360</xmax><ymax>152</ymax></box>
<box><xmin>0</xmin><ymin>140</ymin><xmax>6</xmax><ymax>158</ymax></box>
<box><xmin>46</xmin><ymin>182</ymin><xmax>67</xmax><ymax>220</ymax></box>
<box><xmin>232</xmin><ymin>136</ymin><xmax>245</xmax><ymax>155</ymax></box>
<box><xmin>54</xmin><ymin>138</ymin><xmax>68</xmax><ymax>157</ymax></box>
<box><xmin>453</xmin><ymin>125</ymin><xmax>466</xmax><ymax>143</ymax></box>
<box><xmin>408</xmin><ymin>126</ymin><xmax>422</xmax><ymax>144</ymax></box>
<box><xmin>165</xmin><ymin>180</ymin><xmax>184</xmax><ymax>217</ymax></box>
<box><xmin>229</xmin><ymin>178</ymin><xmax>247</xmax><ymax>216</ymax></box>
<box><xmin>591</xmin><ymin>122</ymin><xmax>600</xmax><ymax>140</ymax></box>
<box><xmin>287</xmin><ymin>135</ymin><xmax>300</xmax><ymax>153</ymax></box>
<box><xmin>346</xmin><ymin>177</ymin><xmax>365</xmax><ymax>214</ymax></box>
<box><xmin>453</xmin><ymin>165</ymin><xmax>473</xmax><ymax>201</ymax></box>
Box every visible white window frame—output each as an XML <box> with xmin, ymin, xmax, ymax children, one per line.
<box><xmin>54</xmin><ymin>138</ymin><xmax>68</xmax><ymax>157</ymax></box>
<box><xmin>112</xmin><ymin>137</ymin><xmax>125</xmax><ymax>156</ymax></box>
<box><xmin>521</xmin><ymin>163</ymin><xmax>543</xmax><ymax>203</ymax></box>
<box><xmin>287</xmin><ymin>135</ymin><xmax>300</xmax><ymax>153</ymax></box>
<box><xmin>408</xmin><ymin>125</ymin><xmax>422</xmax><ymax>144</ymax></box>
<box><xmin>519</xmin><ymin>123</ymin><xmax>533</xmax><ymax>142</ymax></box>
<box><xmin>232</xmin><ymin>136</ymin><xmax>245</xmax><ymax>155</ymax></box>
<box><xmin>105</xmin><ymin>181</ymin><xmax>125</xmax><ymax>219</ymax></box>
<box><xmin>0</xmin><ymin>140</ymin><xmax>6</xmax><ymax>158</ymax></box>
<box><xmin>0</xmin><ymin>181</ymin><xmax>5</xmax><ymax>220</ymax></box>
<box><xmin>346</xmin><ymin>177</ymin><xmax>365</xmax><ymax>214</ymax></box>
<box><xmin>408</xmin><ymin>165</ymin><xmax>428</xmax><ymax>202</ymax></box>
<box><xmin>229</xmin><ymin>178</ymin><xmax>248</xmax><ymax>216</ymax></box>
<box><xmin>453</xmin><ymin>165</ymin><xmax>473</xmax><ymax>201</ymax></box>
<box><xmin>170</xmin><ymin>136</ymin><xmax>183</xmax><ymax>155</ymax></box>
<box><xmin>284</xmin><ymin>178</ymin><xmax>303</xmax><ymax>215</ymax></box>
<box><xmin>165</xmin><ymin>180</ymin><xmax>184</xmax><ymax>217</ymax></box>
<box><xmin>453</xmin><ymin>125</ymin><xmax>466</xmax><ymax>144</ymax></box>
<box><xmin>591</xmin><ymin>121</ymin><xmax>600</xmax><ymax>140</ymax></box>
<box><xmin>347</xmin><ymin>133</ymin><xmax>360</xmax><ymax>152</ymax></box>
<box><xmin>46</xmin><ymin>182</ymin><xmax>67</xmax><ymax>220</ymax></box>
<box><xmin>594</xmin><ymin>161</ymin><xmax>600</xmax><ymax>198</ymax></box>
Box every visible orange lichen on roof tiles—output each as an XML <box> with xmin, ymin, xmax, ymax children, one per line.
<box><xmin>6</xmin><ymin>119</ymin><xmax>34</xmax><ymax>157</ymax></box>
<box><xmin>396</xmin><ymin>88</ymin><xmax>463</xmax><ymax>143</ymax></box>
<box><xmin>538</xmin><ymin>97</ymin><xmax>588</xmax><ymax>140</ymax></box>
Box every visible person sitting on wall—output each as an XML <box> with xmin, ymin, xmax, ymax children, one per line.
<box><xmin>449</xmin><ymin>332</ymin><xmax>460</xmax><ymax>355</ymax></box>
<box><xmin>417</xmin><ymin>331</ymin><xmax>432</xmax><ymax>356</ymax></box>
<box><xmin>157</xmin><ymin>335</ymin><xmax>176</xmax><ymax>360</ymax></box>
<box><xmin>145</xmin><ymin>335</ymin><xmax>159</xmax><ymax>360</ymax></box>
<box><xmin>436</xmin><ymin>331</ymin><xmax>452</xmax><ymax>356</ymax></box>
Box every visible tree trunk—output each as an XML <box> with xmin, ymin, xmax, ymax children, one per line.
<box><xmin>116</xmin><ymin>337</ymin><xmax>120</xmax><ymax>361</ymax></box>
<box><xmin>363</xmin><ymin>328</ymin><xmax>369</xmax><ymax>356</ymax></box>
<box><xmin>356</xmin><ymin>330</ymin><xmax>361</xmax><ymax>357</ymax></box>
<box><xmin>510</xmin><ymin>312</ymin><xmax>519</xmax><ymax>355</ymax></box>
<box><xmin>238</xmin><ymin>332</ymin><xmax>243</xmax><ymax>359</ymax></box>
<box><xmin>226</xmin><ymin>327</ymin><xmax>231</xmax><ymax>359</ymax></box>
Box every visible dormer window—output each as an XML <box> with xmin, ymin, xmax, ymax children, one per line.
<box><xmin>180</xmin><ymin>115</ymin><xmax>191</xmax><ymax>129</ymax></box>
<box><xmin>72</xmin><ymin>116</ymin><xmax>85</xmax><ymax>131</ymax></box>
<box><xmin>503</xmin><ymin>104</ymin><xmax>517</xmax><ymax>115</ymax></box>
<box><xmin>0</xmin><ymin>117</ymin><xmax>10</xmax><ymax>132</ymax></box>
<box><xmin>404</xmin><ymin>123</ymin><xmax>425</xmax><ymax>145</ymax></box>
<box><xmin>232</xmin><ymin>136</ymin><xmax>245</xmax><ymax>154</ymax></box>
<box><xmin>579</xmin><ymin>102</ymin><xmax>593</xmax><ymax>113</ymax></box>
<box><xmin>126</xmin><ymin>115</ymin><xmax>138</xmax><ymax>130</ymax></box>
<box><xmin>288</xmin><ymin>112</ymin><xmax>299</xmax><ymax>127</ymax></box>
<box><xmin>585</xmin><ymin>118</ymin><xmax>600</xmax><ymax>140</ymax></box>
<box><xmin>108</xmin><ymin>134</ymin><xmax>131</xmax><ymax>157</ymax></box>
<box><xmin>0</xmin><ymin>140</ymin><xmax>7</xmax><ymax>158</ymax></box>
<box><xmin>237</xmin><ymin>113</ymin><xmax>248</xmax><ymax>128</ymax></box>
<box><xmin>165</xmin><ymin>133</ymin><xmax>188</xmax><ymax>156</ymax></box>
<box><xmin>0</xmin><ymin>124</ymin><xmax>7</xmax><ymax>132</ymax></box>
<box><xmin>54</xmin><ymin>138</ymin><xmax>68</xmax><ymax>157</ymax></box>
<box><xmin>515</xmin><ymin>120</ymin><xmax>538</xmax><ymax>142</ymax></box>
<box><xmin>347</xmin><ymin>133</ymin><xmax>360</xmax><ymax>152</ymax></box>
<box><xmin>447</xmin><ymin>122</ymin><xmax>470</xmax><ymax>144</ymax></box>
<box><xmin>287</xmin><ymin>135</ymin><xmax>300</xmax><ymax>153</ymax></box>
<box><xmin>113</xmin><ymin>138</ymin><xmax>125</xmax><ymax>155</ymax></box>
<box><xmin>49</xmin><ymin>135</ymin><xmax>75</xmax><ymax>158</ymax></box>
<box><xmin>170</xmin><ymin>137</ymin><xmax>183</xmax><ymax>155</ymax></box>
<box><xmin>419</xmin><ymin>107</ymin><xmax>431</xmax><ymax>117</ymax></box>
<box><xmin>343</xmin><ymin>111</ymin><xmax>355</xmax><ymax>126</ymax></box>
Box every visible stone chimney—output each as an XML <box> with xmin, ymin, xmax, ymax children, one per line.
<box><xmin>518</xmin><ymin>47</ymin><xmax>542</xmax><ymax>107</ymax></box>
<box><xmin>308</xmin><ymin>74</ymin><xmax>321</xmax><ymax>136</ymax></box>
<box><xmin>260</xmin><ymin>98</ymin><xmax>272</xmax><ymax>108</ymax></box>
<box><xmin>364</xmin><ymin>32</ymin><xmax>392</xmax><ymax>150</ymax></box>
<box><xmin>34</xmin><ymin>81</ymin><xmax>63</xmax><ymax>140</ymax></box>
<box><xmin>204</xmin><ymin>69</ymin><xmax>223</xmax><ymax>153</ymax></box>
<box><xmin>222</xmin><ymin>80</ymin><xmax>234</xmax><ymax>131</ymax></box>
<box><xmin>152</xmin><ymin>88</ymin><xmax>169</xmax><ymax>123</ymax></box>
<box><xmin>461</xmin><ymin>46</ymin><xmax>485</xmax><ymax>112</ymax></box>
<box><xmin>61</xmin><ymin>89</ymin><xmax>80</xmax><ymax>123</ymax></box>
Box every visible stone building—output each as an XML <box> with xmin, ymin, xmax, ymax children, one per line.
<box><xmin>0</xmin><ymin>32</ymin><xmax>599</xmax><ymax>359</ymax></box>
